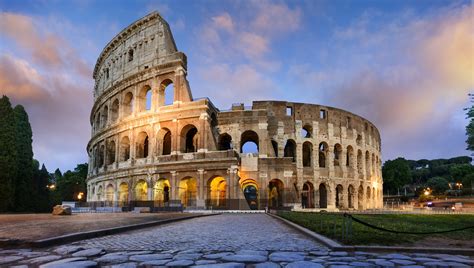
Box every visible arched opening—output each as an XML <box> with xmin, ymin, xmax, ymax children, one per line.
<box><xmin>101</xmin><ymin>106</ymin><xmax>108</xmax><ymax>128</ymax></box>
<box><xmin>358</xmin><ymin>186</ymin><xmax>364</xmax><ymax>210</ymax></box>
<box><xmin>271</xmin><ymin>140</ymin><xmax>278</xmax><ymax>157</ymax></box>
<box><xmin>319</xmin><ymin>142</ymin><xmax>328</xmax><ymax>168</ymax></box>
<box><xmin>128</xmin><ymin>49</ymin><xmax>134</xmax><ymax>62</ymax></box>
<box><xmin>346</xmin><ymin>146</ymin><xmax>354</xmax><ymax>167</ymax></box>
<box><xmin>98</xmin><ymin>145</ymin><xmax>105</xmax><ymax>167</ymax></box>
<box><xmin>95</xmin><ymin>113</ymin><xmax>100</xmax><ymax>131</ymax></box>
<box><xmin>136</xmin><ymin>132</ymin><xmax>149</xmax><ymax>158</ymax></box>
<box><xmin>366</xmin><ymin>186</ymin><xmax>371</xmax><ymax>209</ymax></box>
<box><xmin>218</xmin><ymin>133</ymin><xmax>232</xmax><ymax>150</ymax></box>
<box><xmin>163</xmin><ymin>131</ymin><xmax>171</xmax><ymax>155</ymax></box>
<box><xmin>181</xmin><ymin>125</ymin><xmax>198</xmax><ymax>153</ymax></box>
<box><xmin>336</xmin><ymin>184</ymin><xmax>344</xmax><ymax>208</ymax></box>
<box><xmin>319</xmin><ymin>183</ymin><xmax>327</xmax><ymax>208</ymax></box>
<box><xmin>118</xmin><ymin>182</ymin><xmax>129</xmax><ymax>206</ymax></box>
<box><xmin>138</xmin><ymin>85</ymin><xmax>152</xmax><ymax>112</ymax></box>
<box><xmin>303</xmin><ymin>141</ymin><xmax>312</xmax><ymax>167</ymax></box>
<box><xmin>268</xmin><ymin>179</ymin><xmax>284</xmax><ymax>209</ymax></box>
<box><xmin>179</xmin><ymin>177</ymin><xmax>197</xmax><ymax>207</ymax></box>
<box><xmin>106</xmin><ymin>184</ymin><xmax>114</xmax><ymax>204</ymax></box>
<box><xmin>356</xmin><ymin>134</ymin><xmax>362</xmax><ymax>146</ymax></box>
<box><xmin>357</xmin><ymin>150</ymin><xmax>363</xmax><ymax>175</ymax></box>
<box><xmin>334</xmin><ymin>144</ymin><xmax>342</xmax><ymax>166</ymax></box>
<box><xmin>111</xmin><ymin>99</ymin><xmax>119</xmax><ymax>122</ymax></box>
<box><xmin>371</xmin><ymin>153</ymin><xmax>375</xmax><ymax>175</ymax></box>
<box><xmin>106</xmin><ymin>141</ymin><xmax>116</xmax><ymax>165</ymax></box>
<box><xmin>120</xmin><ymin>136</ymin><xmax>130</xmax><ymax>161</ymax></box>
<box><xmin>301</xmin><ymin>124</ymin><xmax>312</xmax><ymax>138</ymax></box>
<box><xmin>134</xmin><ymin>180</ymin><xmax>148</xmax><ymax>201</ymax></box>
<box><xmin>365</xmin><ymin>151</ymin><xmax>370</xmax><ymax>178</ymax></box>
<box><xmin>240</xmin><ymin>179</ymin><xmax>259</xmax><ymax>210</ymax></box>
<box><xmin>123</xmin><ymin>92</ymin><xmax>133</xmax><ymax>117</ymax></box>
<box><xmin>302</xmin><ymin>182</ymin><xmax>314</xmax><ymax>208</ymax></box>
<box><xmin>348</xmin><ymin>185</ymin><xmax>355</xmax><ymax>209</ymax></box>
<box><xmin>208</xmin><ymin>176</ymin><xmax>227</xmax><ymax>208</ymax></box>
<box><xmin>154</xmin><ymin>179</ymin><xmax>170</xmax><ymax>206</ymax></box>
<box><xmin>373</xmin><ymin>187</ymin><xmax>376</xmax><ymax>208</ymax></box>
<box><xmin>284</xmin><ymin>139</ymin><xmax>296</xmax><ymax>162</ymax></box>
<box><xmin>96</xmin><ymin>185</ymin><xmax>103</xmax><ymax>201</ymax></box>
<box><xmin>240</xmin><ymin>130</ymin><xmax>259</xmax><ymax>154</ymax></box>
<box><xmin>159</xmin><ymin>79</ymin><xmax>174</xmax><ymax>106</ymax></box>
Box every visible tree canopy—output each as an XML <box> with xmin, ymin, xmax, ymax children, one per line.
<box><xmin>382</xmin><ymin>157</ymin><xmax>412</xmax><ymax>194</ymax></box>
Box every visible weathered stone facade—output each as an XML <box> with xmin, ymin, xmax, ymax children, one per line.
<box><xmin>86</xmin><ymin>12</ymin><xmax>383</xmax><ymax>210</ymax></box>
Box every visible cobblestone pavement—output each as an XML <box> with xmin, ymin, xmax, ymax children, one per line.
<box><xmin>1</xmin><ymin>214</ymin><xmax>473</xmax><ymax>267</ymax></box>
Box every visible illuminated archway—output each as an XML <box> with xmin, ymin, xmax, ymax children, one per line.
<box><xmin>268</xmin><ymin>179</ymin><xmax>284</xmax><ymax>208</ymax></box>
<box><xmin>240</xmin><ymin>178</ymin><xmax>259</xmax><ymax>210</ymax></box>
<box><xmin>134</xmin><ymin>180</ymin><xmax>148</xmax><ymax>201</ymax></box>
<box><xmin>179</xmin><ymin>177</ymin><xmax>197</xmax><ymax>207</ymax></box>
<box><xmin>154</xmin><ymin>179</ymin><xmax>170</xmax><ymax>206</ymax></box>
<box><xmin>118</xmin><ymin>182</ymin><xmax>129</xmax><ymax>206</ymax></box>
<box><xmin>208</xmin><ymin>176</ymin><xmax>227</xmax><ymax>208</ymax></box>
<box><xmin>106</xmin><ymin>184</ymin><xmax>114</xmax><ymax>205</ymax></box>
<box><xmin>319</xmin><ymin>183</ymin><xmax>327</xmax><ymax>209</ymax></box>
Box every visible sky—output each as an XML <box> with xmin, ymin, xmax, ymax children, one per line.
<box><xmin>0</xmin><ymin>0</ymin><xmax>472</xmax><ymax>172</ymax></box>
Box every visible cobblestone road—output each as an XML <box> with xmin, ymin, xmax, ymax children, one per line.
<box><xmin>1</xmin><ymin>214</ymin><xmax>473</xmax><ymax>267</ymax></box>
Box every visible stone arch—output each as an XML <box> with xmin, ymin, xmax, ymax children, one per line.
<box><xmin>128</xmin><ymin>48</ymin><xmax>134</xmax><ymax>62</ymax></box>
<box><xmin>371</xmin><ymin>153</ymin><xmax>376</xmax><ymax>175</ymax></box>
<box><xmin>207</xmin><ymin>176</ymin><xmax>227</xmax><ymax>208</ymax></box>
<box><xmin>138</xmin><ymin>85</ymin><xmax>152</xmax><ymax>112</ymax></box>
<box><xmin>111</xmin><ymin>98</ymin><xmax>119</xmax><ymax>122</ymax></box>
<box><xmin>181</xmin><ymin>124</ymin><xmax>198</xmax><ymax>153</ymax></box>
<box><xmin>122</xmin><ymin>92</ymin><xmax>133</xmax><ymax>117</ymax></box>
<box><xmin>218</xmin><ymin>133</ymin><xmax>232</xmax><ymax>150</ymax></box>
<box><xmin>95</xmin><ymin>112</ymin><xmax>101</xmax><ymax>131</ymax></box>
<box><xmin>268</xmin><ymin>179</ymin><xmax>284</xmax><ymax>208</ymax></box>
<box><xmin>179</xmin><ymin>177</ymin><xmax>197</xmax><ymax>207</ymax></box>
<box><xmin>357</xmin><ymin>150</ymin><xmax>363</xmax><ymax>175</ymax></box>
<box><xmin>159</xmin><ymin>79</ymin><xmax>174</xmax><ymax>106</ymax></box>
<box><xmin>98</xmin><ymin>144</ymin><xmax>105</xmax><ymax>167</ymax></box>
<box><xmin>356</xmin><ymin>134</ymin><xmax>362</xmax><ymax>146</ymax></box>
<box><xmin>318</xmin><ymin>183</ymin><xmax>328</xmax><ymax>208</ymax></box>
<box><xmin>136</xmin><ymin>131</ymin><xmax>149</xmax><ymax>158</ymax></box>
<box><xmin>301</xmin><ymin>124</ymin><xmax>312</xmax><ymax>138</ymax></box>
<box><xmin>118</xmin><ymin>182</ymin><xmax>129</xmax><ymax>206</ymax></box>
<box><xmin>348</xmin><ymin>185</ymin><xmax>355</xmax><ymax>209</ymax></box>
<box><xmin>302</xmin><ymin>141</ymin><xmax>312</xmax><ymax>167</ymax></box>
<box><xmin>97</xmin><ymin>185</ymin><xmax>103</xmax><ymax>201</ymax></box>
<box><xmin>106</xmin><ymin>140</ymin><xmax>116</xmax><ymax>165</ymax></box>
<box><xmin>240</xmin><ymin>130</ymin><xmax>259</xmax><ymax>153</ymax></box>
<box><xmin>366</xmin><ymin>186</ymin><xmax>371</xmax><ymax>209</ymax></box>
<box><xmin>157</xmin><ymin>128</ymin><xmax>172</xmax><ymax>155</ymax></box>
<box><xmin>302</xmin><ymin>181</ymin><xmax>315</xmax><ymax>208</ymax></box>
<box><xmin>365</xmin><ymin>151</ymin><xmax>371</xmax><ymax>179</ymax></box>
<box><xmin>336</xmin><ymin>184</ymin><xmax>344</xmax><ymax>208</ymax></box>
<box><xmin>120</xmin><ymin>136</ymin><xmax>130</xmax><ymax>161</ymax></box>
<box><xmin>106</xmin><ymin>184</ymin><xmax>114</xmax><ymax>203</ymax></box>
<box><xmin>134</xmin><ymin>179</ymin><xmax>148</xmax><ymax>201</ymax></box>
<box><xmin>334</xmin><ymin>143</ymin><xmax>342</xmax><ymax>166</ymax></box>
<box><xmin>271</xmin><ymin>140</ymin><xmax>278</xmax><ymax>157</ymax></box>
<box><xmin>358</xmin><ymin>185</ymin><xmax>364</xmax><ymax>210</ymax></box>
<box><xmin>284</xmin><ymin>139</ymin><xmax>296</xmax><ymax>162</ymax></box>
<box><xmin>373</xmin><ymin>187</ymin><xmax>376</xmax><ymax>208</ymax></box>
<box><xmin>240</xmin><ymin>178</ymin><xmax>259</xmax><ymax>210</ymax></box>
<box><xmin>154</xmin><ymin>178</ymin><xmax>170</xmax><ymax>206</ymax></box>
<box><xmin>346</xmin><ymin>145</ymin><xmax>354</xmax><ymax>167</ymax></box>
<box><xmin>318</xmin><ymin>142</ymin><xmax>328</xmax><ymax>168</ymax></box>
<box><xmin>101</xmin><ymin>105</ymin><xmax>108</xmax><ymax>128</ymax></box>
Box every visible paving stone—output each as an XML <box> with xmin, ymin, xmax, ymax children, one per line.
<box><xmin>252</xmin><ymin>261</ymin><xmax>280</xmax><ymax>268</ymax></box>
<box><xmin>123</xmin><ymin>250</ymin><xmax>152</xmax><ymax>255</ymax></box>
<box><xmin>193</xmin><ymin>263</ymin><xmax>245</xmax><ymax>268</ymax></box>
<box><xmin>329</xmin><ymin>251</ymin><xmax>348</xmax><ymax>257</ymax></box>
<box><xmin>398</xmin><ymin>266</ymin><xmax>425</xmax><ymax>268</ymax></box>
<box><xmin>235</xmin><ymin>250</ymin><xmax>268</xmax><ymax>256</ymax></box>
<box><xmin>413</xmin><ymin>257</ymin><xmax>439</xmax><ymax>262</ymax></box>
<box><xmin>382</xmin><ymin>253</ymin><xmax>412</xmax><ymax>260</ymax></box>
<box><xmin>95</xmin><ymin>254</ymin><xmax>129</xmax><ymax>263</ymax></box>
<box><xmin>195</xmin><ymin>260</ymin><xmax>218</xmax><ymax>265</ymax></box>
<box><xmin>174</xmin><ymin>253</ymin><xmax>202</xmax><ymax>260</ymax></box>
<box><xmin>72</xmin><ymin>248</ymin><xmax>104</xmax><ymax>257</ymax></box>
<box><xmin>373</xmin><ymin>259</ymin><xmax>395</xmax><ymax>267</ymax></box>
<box><xmin>166</xmin><ymin>259</ymin><xmax>194</xmax><ymax>266</ymax></box>
<box><xmin>444</xmin><ymin>262</ymin><xmax>470</xmax><ymax>267</ymax></box>
<box><xmin>203</xmin><ymin>252</ymin><xmax>233</xmax><ymax>259</ymax></box>
<box><xmin>18</xmin><ymin>251</ymin><xmax>49</xmax><ymax>258</ymax></box>
<box><xmin>222</xmin><ymin>254</ymin><xmax>267</xmax><ymax>263</ymax></box>
<box><xmin>389</xmin><ymin>259</ymin><xmax>416</xmax><ymax>265</ymax></box>
<box><xmin>54</xmin><ymin>245</ymin><xmax>85</xmax><ymax>255</ymax></box>
<box><xmin>0</xmin><ymin>249</ymin><xmax>31</xmax><ymax>255</ymax></box>
<box><xmin>439</xmin><ymin>257</ymin><xmax>474</xmax><ymax>265</ymax></box>
<box><xmin>39</xmin><ymin>257</ymin><xmax>87</xmax><ymax>267</ymax></box>
<box><xmin>28</xmin><ymin>255</ymin><xmax>62</xmax><ymax>264</ymax></box>
<box><xmin>285</xmin><ymin>261</ymin><xmax>324</xmax><ymax>268</ymax></box>
<box><xmin>423</xmin><ymin>262</ymin><xmax>452</xmax><ymax>268</ymax></box>
<box><xmin>269</xmin><ymin>252</ymin><xmax>306</xmax><ymax>262</ymax></box>
<box><xmin>10</xmin><ymin>265</ymin><xmax>28</xmax><ymax>268</ymax></box>
<box><xmin>309</xmin><ymin>251</ymin><xmax>329</xmax><ymax>256</ymax></box>
<box><xmin>328</xmin><ymin>265</ymin><xmax>352</xmax><ymax>268</ymax></box>
<box><xmin>0</xmin><ymin>256</ymin><xmax>23</xmax><ymax>264</ymax></box>
<box><xmin>110</xmin><ymin>262</ymin><xmax>137</xmax><ymax>268</ymax></box>
<box><xmin>129</xmin><ymin>253</ymin><xmax>173</xmax><ymax>261</ymax></box>
<box><xmin>140</xmin><ymin>259</ymin><xmax>171</xmax><ymax>265</ymax></box>
<box><xmin>350</xmin><ymin>261</ymin><xmax>375</xmax><ymax>267</ymax></box>
<box><xmin>328</xmin><ymin>257</ymin><xmax>358</xmax><ymax>262</ymax></box>
<box><xmin>42</xmin><ymin>260</ymin><xmax>98</xmax><ymax>268</ymax></box>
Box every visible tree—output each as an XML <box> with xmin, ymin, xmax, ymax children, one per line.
<box><xmin>33</xmin><ymin>164</ymin><xmax>51</xmax><ymax>212</ymax></box>
<box><xmin>382</xmin><ymin>158</ymin><xmax>412</xmax><ymax>194</ymax></box>
<box><xmin>0</xmin><ymin>96</ymin><xmax>17</xmax><ymax>211</ymax></box>
<box><xmin>13</xmin><ymin>105</ymin><xmax>34</xmax><ymax>211</ymax></box>
<box><xmin>467</xmin><ymin>93</ymin><xmax>474</xmax><ymax>152</ymax></box>
<box><xmin>426</xmin><ymin>177</ymin><xmax>449</xmax><ymax>195</ymax></box>
<box><xmin>54</xmin><ymin>163</ymin><xmax>88</xmax><ymax>203</ymax></box>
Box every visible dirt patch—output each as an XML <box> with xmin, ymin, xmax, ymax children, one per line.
<box><xmin>409</xmin><ymin>236</ymin><xmax>474</xmax><ymax>249</ymax></box>
<box><xmin>0</xmin><ymin>213</ymin><xmax>191</xmax><ymax>241</ymax></box>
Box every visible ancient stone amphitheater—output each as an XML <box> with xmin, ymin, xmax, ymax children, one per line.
<box><xmin>86</xmin><ymin>12</ymin><xmax>383</xmax><ymax>211</ymax></box>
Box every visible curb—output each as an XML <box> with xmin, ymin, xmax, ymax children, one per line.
<box><xmin>267</xmin><ymin>212</ymin><xmax>474</xmax><ymax>256</ymax></box>
<box><xmin>1</xmin><ymin>213</ymin><xmax>218</xmax><ymax>249</ymax></box>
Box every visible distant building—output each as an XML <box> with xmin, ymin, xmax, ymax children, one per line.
<box><xmin>86</xmin><ymin>12</ymin><xmax>383</xmax><ymax>211</ymax></box>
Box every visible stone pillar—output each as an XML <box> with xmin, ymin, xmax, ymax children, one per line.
<box><xmin>197</xmin><ymin>169</ymin><xmax>206</xmax><ymax>208</ymax></box>
<box><xmin>341</xmin><ymin>147</ymin><xmax>347</xmax><ymax>178</ymax></box>
<box><xmin>170</xmin><ymin>171</ymin><xmax>178</xmax><ymax>205</ymax></box>
<box><xmin>198</xmin><ymin>114</ymin><xmax>208</xmax><ymax>152</ymax></box>
<box><xmin>327</xmin><ymin>182</ymin><xmax>336</xmax><ymax>210</ymax></box>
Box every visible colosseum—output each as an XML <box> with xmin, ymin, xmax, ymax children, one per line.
<box><xmin>86</xmin><ymin>11</ymin><xmax>383</xmax><ymax>211</ymax></box>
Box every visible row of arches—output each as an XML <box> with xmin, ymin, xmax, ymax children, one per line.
<box><xmin>94</xmin><ymin>81</ymin><xmax>175</xmax><ymax>132</ymax></box>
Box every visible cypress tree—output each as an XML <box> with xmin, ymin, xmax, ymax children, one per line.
<box><xmin>13</xmin><ymin>105</ymin><xmax>34</xmax><ymax>211</ymax></box>
<box><xmin>36</xmin><ymin>164</ymin><xmax>51</xmax><ymax>212</ymax></box>
<box><xmin>0</xmin><ymin>95</ymin><xmax>17</xmax><ymax>212</ymax></box>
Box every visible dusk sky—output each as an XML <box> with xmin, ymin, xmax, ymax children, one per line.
<box><xmin>0</xmin><ymin>0</ymin><xmax>472</xmax><ymax>172</ymax></box>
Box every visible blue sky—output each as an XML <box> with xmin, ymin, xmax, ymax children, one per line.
<box><xmin>0</xmin><ymin>0</ymin><xmax>472</xmax><ymax>172</ymax></box>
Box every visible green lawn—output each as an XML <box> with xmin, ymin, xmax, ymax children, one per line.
<box><xmin>277</xmin><ymin>211</ymin><xmax>474</xmax><ymax>246</ymax></box>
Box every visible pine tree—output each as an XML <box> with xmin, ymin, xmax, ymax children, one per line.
<box><xmin>0</xmin><ymin>96</ymin><xmax>18</xmax><ymax>212</ymax></box>
<box><xmin>13</xmin><ymin>105</ymin><xmax>34</xmax><ymax>211</ymax></box>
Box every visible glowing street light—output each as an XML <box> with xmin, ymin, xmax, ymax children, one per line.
<box><xmin>77</xmin><ymin>192</ymin><xmax>84</xmax><ymax>200</ymax></box>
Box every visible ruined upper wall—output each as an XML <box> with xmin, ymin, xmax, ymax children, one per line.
<box><xmin>92</xmin><ymin>12</ymin><xmax>182</xmax><ymax>99</ymax></box>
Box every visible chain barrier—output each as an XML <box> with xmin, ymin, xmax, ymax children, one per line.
<box><xmin>343</xmin><ymin>213</ymin><xmax>474</xmax><ymax>234</ymax></box>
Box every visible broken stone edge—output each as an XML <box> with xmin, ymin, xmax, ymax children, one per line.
<box><xmin>267</xmin><ymin>212</ymin><xmax>474</xmax><ymax>256</ymax></box>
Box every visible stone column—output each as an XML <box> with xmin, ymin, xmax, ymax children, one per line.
<box><xmin>197</xmin><ymin>169</ymin><xmax>205</xmax><ymax>208</ymax></box>
<box><xmin>170</xmin><ymin>171</ymin><xmax>178</xmax><ymax>206</ymax></box>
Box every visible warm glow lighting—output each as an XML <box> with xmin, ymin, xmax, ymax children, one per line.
<box><xmin>424</xmin><ymin>190</ymin><xmax>430</xmax><ymax>196</ymax></box>
<box><xmin>77</xmin><ymin>192</ymin><xmax>84</xmax><ymax>200</ymax></box>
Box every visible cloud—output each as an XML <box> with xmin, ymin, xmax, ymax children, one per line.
<box><xmin>251</xmin><ymin>0</ymin><xmax>302</xmax><ymax>36</ymax></box>
<box><xmin>212</xmin><ymin>12</ymin><xmax>234</xmax><ymax>32</ymax></box>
